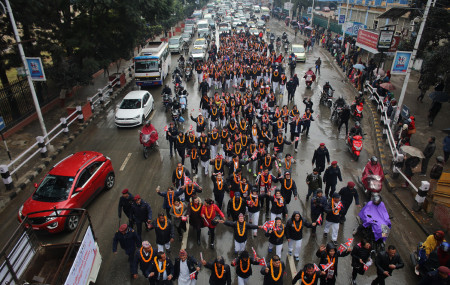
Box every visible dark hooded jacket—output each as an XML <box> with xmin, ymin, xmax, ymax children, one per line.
<box><xmin>285</xmin><ymin>211</ymin><xmax>313</xmax><ymax>241</ymax></box>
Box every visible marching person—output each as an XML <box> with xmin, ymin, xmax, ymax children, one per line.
<box><xmin>131</xmin><ymin>194</ymin><xmax>153</xmax><ymax>240</ymax></box>
<box><xmin>223</xmin><ymin>212</ymin><xmax>261</xmax><ymax>255</ymax></box>
<box><xmin>372</xmin><ymin>245</ymin><xmax>404</xmax><ymax>285</ymax></box>
<box><xmin>190</xmin><ymin>145</ymin><xmax>200</xmax><ymax>175</ymax></box>
<box><xmin>316</xmin><ymin>242</ymin><xmax>351</xmax><ymax>285</ymax></box>
<box><xmin>261</xmin><ymin>255</ymin><xmax>286</xmax><ymax>285</ymax></box>
<box><xmin>280</xmin><ymin>153</ymin><xmax>296</xmax><ymax>174</ymax></box>
<box><xmin>351</xmin><ymin>239</ymin><xmax>372</xmax><ymax>285</ymax></box>
<box><xmin>157</xmin><ymin>186</ymin><xmax>183</xmax><ymax>219</ymax></box>
<box><xmin>311</xmin><ymin>189</ymin><xmax>327</xmax><ymax>237</ymax></box>
<box><xmin>170</xmin><ymin>197</ymin><xmax>187</xmax><ymax>241</ymax></box>
<box><xmin>266</xmin><ymin>217</ymin><xmax>285</xmax><ymax>257</ymax></box>
<box><xmin>338</xmin><ymin>181</ymin><xmax>360</xmax><ymax>223</ymax></box>
<box><xmin>179</xmin><ymin>180</ymin><xmax>202</xmax><ymax>203</ymax></box>
<box><xmin>113</xmin><ymin>223</ymin><xmax>141</xmax><ymax>276</ymax></box>
<box><xmin>232</xmin><ymin>250</ymin><xmax>261</xmax><ymax>285</ymax></box>
<box><xmin>148</xmin><ymin>213</ymin><xmax>175</xmax><ymax>253</ymax></box>
<box><xmin>201</xmin><ymin>256</ymin><xmax>232</xmax><ymax>285</ymax></box>
<box><xmin>323</xmin><ymin>193</ymin><xmax>344</xmax><ymax>246</ymax></box>
<box><xmin>212</xmin><ymin>172</ymin><xmax>228</xmax><ymax>209</ymax></box>
<box><xmin>166</xmin><ymin>121</ymin><xmax>178</xmax><ymax>158</ymax></box>
<box><xmin>256</xmin><ymin>168</ymin><xmax>280</xmax><ymax>218</ymax></box>
<box><xmin>132</xmin><ymin>240</ymin><xmax>155</xmax><ymax>279</ymax></box>
<box><xmin>286</xmin><ymin>211</ymin><xmax>316</xmax><ymax>261</ymax></box>
<box><xmin>246</xmin><ymin>188</ymin><xmax>265</xmax><ymax>237</ymax></box>
<box><xmin>172</xmin><ymin>163</ymin><xmax>191</xmax><ymax>189</ymax></box>
<box><xmin>199</xmin><ymin>142</ymin><xmax>211</xmax><ymax>175</ymax></box>
<box><xmin>278</xmin><ymin>171</ymin><xmax>298</xmax><ymax>205</ymax></box>
<box><xmin>323</xmin><ymin>161</ymin><xmax>343</xmax><ymax>199</ymax></box>
<box><xmin>190</xmin><ymin>113</ymin><xmax>207</xmax><ymax>137</ymax></box>
<box><xmin>292</xmin><ymin>263</ymin><xmax>324</xmax><ymax>285</ymax></box>
<box><xmin>312</xmin><ymin>143</ymin><xmax>330</xmax><ymax>174</ymax></box>
<box><xmin>227</xmin><ymin>192</ymin><xmax>247</xmax><ymax>221</ymax></box>
<box><xmin>173</xmin><ymin>249</ymin><xmax>201</xmax><ymax>285</ymax></box>
<box><xmin>267</xmin><ymin>189</ymin><xmax>288</xmax><ymax>221</ymax></box>
<box><xmin>186</xmin><ymin>196</ymin><xmax>203</xmax><ymax>246</ymax></box>
<box><xmin>148</xmin><ymin>251</ymin><xmax>174</xmax><ymax>284</ymax></box>
<box><xmin>306</xmin><ymin>168</ymin><xmax>322</xmax><ymax>201</ymax></box>
<box><xmin>202</xmin><ymin>198</ymin><xmax>226</xmax><ymax>249</ymax></box>
<box><xmin>118</xmin><ymin>188</ymin><xmax>135</xmax><ymax>227</ymax></box>
<box><xmin>176</xmin><ymin>132</ymin><xmax>187</xmax><ymax>165</ymax></box>
<box><xmin>289</xmin><ymin>114</ymin><xmax>303</xmax><ymax>152</ymax></box>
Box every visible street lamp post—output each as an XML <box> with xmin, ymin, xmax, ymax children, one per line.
<box><xmin>2</xmin><ymin>0</ymin><xmax>49</xmax><ymax>142</ymax></box>
<box><xmin>342</xmin><ymin>0</ymin><xmax>350</xmax><ymax>53</ymax></box>
<box><xmin>311</xmin><ymin>0</ymin><xmax>316</xmax><ymax>26</ymax></box>
<box><xmin>393</xmin><ymin>0</ymin><xmax>432</xmax><ymax>125</ymax></box>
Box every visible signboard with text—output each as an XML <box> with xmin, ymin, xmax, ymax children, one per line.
<box><xmin>343</xmin><ymin>22</ymin><xmax>367</xmax><ymax>36</ymax></box>
<box><xmin>356</xmin><ymin>29</ymin><xmax>400</xmax><ymax>54</ymax></box>
<box><xmin>391</xmin><ymin>51</ymin><xmax>412</xmax><ymax>74</ymax></box>
<box><xmin>25</xmin><ymin>57</ymin><xmax>46</xmax><ymax>81</ymax></box>
<box><xmin>377</xmin><ymin>30</ymin><xmax>395</xmax><ymax>50</ymax></box>
<box><xmin>339</xmin><ymin>15</ymin><xmax>345</xmax><ymax>24</ymax></box>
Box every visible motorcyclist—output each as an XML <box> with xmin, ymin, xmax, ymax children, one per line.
<box><xmin>162</xmin><ymin>85</ymin><xmax>172</xmax><ymax>96</ymax></box>
<box><xmin>349</xmin><ymin>122</ymin><xmax>364</xmax><ymax>138</ymax></box>
<box><xmin>362</xmin><ymin>156</ymin><xmax>384</xmax><ymax>192</ymax></box>
<box><xmin>323</xmin><ymin>81</ymin><xmax>334</xmax><ymax>94</ymax></box>
<box><xmin>304</xmin><ymin>68</ymin><xmax>316</xmax><ymax>84</ymax></box>
<box><xmin>178</xmin><ymin>55</ymin><xmax>185</xmax><ymax>65</ymax></box>
<box><xmin>140</xmin><ymin>120</ymin><xmax>159</xmax><ymax>147</ymax></box>
<box><xmin>173</xmin><ymin>71</ymin><xmax>183</xmax><ymax>85</ymax></box>
<box><xmin>355</xmin><ymin>194</ymin><xmax>391</xmax><ymax>241</ymax></box>
<box><xmin>282</xmin><ymin>32</ymin><xmax>287</xmax><ymax>40</ymax></box>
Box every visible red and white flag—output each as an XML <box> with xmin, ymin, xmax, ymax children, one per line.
<box><xmin>251</xmin><ymin>150</ymin><xmax>258</xmax><ymax>160</ymax></box>
<box><xmin>363</xmin><ymin>264</ymin><xmax>369</xmax><ymax>271</ymax></box>
<box><xmin>252</xmin><ymin>247</ymin><xmax>258</xmax><ymax>260</ymax></box>
<box><xmin>189</xmin><ymin>272</ymin><xmax>196</xmax><ymax>280</ymax></box>
<box><xmin>258</xmin><ymin>257</ymin><xmax>266</xmax><ymax>266</ymax></box>
<box><xmin>184</xmin><ymin>175</ymin><xmax>199</xmax><ymax>187</ymax></box>
<box><xmin>321</xmin><ymin>262</ymin><xmax>334</xmax><ymax>271</ymax></box>
<box><xmin>338</xmin><ymin>244</ymin><xmax>347</xmax><ymax>254</ymax></box>
<box><xmin>189</xmin><ymin>125</ymin><xmax>193</xmax><ymax>131</ymax></box>
<box><xmin>164</xmin><ymin>125</ymin><xmax>168</xmax><ymax>132</ymax></box>
<box><xmin>313</xmin><ymin>263</ymin><xmax>321</xmax><ymax>272</ymax></box>
<box><xmin>316</xmin><ymin>214</ymin><xmax>322</xmax><ymax>225</ymax></box>
<box><xmin>295</xmin><ymin>136</ymin><xmax>299</xmax><ymax>142</ymax></box>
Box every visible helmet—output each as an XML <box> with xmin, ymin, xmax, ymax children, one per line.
<box><xmin>440</xmin><ymin>242</ymin><xmax>450</xmax><ymax>253</ymax></box>
<box><xmin>145</xmin><ymin>120</ymin><xmax>151</xmax><ymax>126</ymax></box>
<box><xmin>437</xmin><ymin>156</ymin><xmax>444</xmax><ymax>163</ymax></box>
<box><xmin>355</xmin><ymin>121</ymin><xmax>361</xmax><ymax>127</ymax></box>
<box><xmin>371</xmin><ymin>193</ymin><xmax>382</xmax><ymax>205</ymax></box>
<box><xmin>370</xmin><ymin>156</ymin><xmax>378</xmax><ymax>163</ymax></box>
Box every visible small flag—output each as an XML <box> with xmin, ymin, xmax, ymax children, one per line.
<box><xmin>274</xmin><ymin>147</ymin><xmax>279</xmax><ymax>152</ymax></box>
<box><xmin>363</xmin><ymin>264</ymin><xmax>369</xmax><ymax>271</ymax></box>
<box><xmin>189</xmin><ymin>125</ymin><xmax>193</xmax><ymax>131</ymax></box>
<box><xmin>258</xmin><ymin>257</ymin><xmax>266</xmax><ymax>266</ymax></box>
<box><xmin>252</xmin><ymin>247</ymin><xmax>258</xmax><ymax>260</ymax></box>
<box><xmin>316</xmin><ymin>214</ymin><xmax>322</xmax><ymax>225</ymax></box>
<box><xmin>338</xmin><ymin>244</ymin><xmax>347</xmax><ymax>254</ymax></box>
<box><xmin>321</xmin><ymin>262</ymin><xmax>333</xmax><ymax>271</ymax></box>
<box><xmin>295</xmin><ymin>136</ymin><xmax>299</xmax><ymax>142</ymax></box>
<box><xmin>189</xmin><ymin>272</ymin><xmax>196</xmax><ymax>280</ymax></box>
<box><xmin>313</xmin><ymin>263</ymin><xmax>321</xmax><ymax>272</ymax></box>
<box><xmin>251</xmin><ymin>150</ymin><xmax>258</xmax><ymax>160</ymax></box>
<box><xmin>200</xmin><ymin>252</ymin><xmax>204</xmax><ymax>261</ymax></box>
<box><xmin>262</xmin><ymin>220</ymin><xmax>275</xmax><ymax>233</ymax></box>
<box><xmin>164</xmin><ymin>125</ymin><xmax>168</xmax><ymax>132</ymax></box>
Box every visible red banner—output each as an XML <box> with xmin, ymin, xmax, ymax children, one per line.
<box><xmin>356</xmin><ymin>29</ymin><xmax>400</xmax><ymax>53</ymax></box>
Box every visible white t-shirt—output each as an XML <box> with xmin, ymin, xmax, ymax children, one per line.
<box><xmin>179</xmin><ymin>259</ymin><xmax>190</xmax><ymax>282</ymax></box>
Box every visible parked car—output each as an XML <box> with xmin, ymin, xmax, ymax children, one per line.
<box><xmin>191</xmin><ymin>47</ymin><xmax>207</xmax><ymax>62</ymax></box>
<box><xmin>291</xmin><ymin>44</ymin><xmax>306</xmax><ymax>62</ymax></box>
<box><xmin>114</xmin><ymin>90</ymin><xmax>154</xmax><ymax>127</ymax></box>
<box><xmin>194</xmin><ymin>38</ymin><xmax>208</xmax><ymax>50</ymax></box>
<box><xmin>18</xmin><ymin>151</ymin><xmax>115</xmax><ymax>233</ymax></box>
<box><xmin>168</xmin><ymin>36</ymin><xmax>184</xmax><ymax>53</ymax></box>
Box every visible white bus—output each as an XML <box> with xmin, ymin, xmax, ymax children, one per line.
<box><xmin>134</xmin><ymin>42</ymin><xmax>170</xmax><ymax>87</ymax></box>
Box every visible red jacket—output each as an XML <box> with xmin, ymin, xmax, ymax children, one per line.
<box><xmin>201</xmin><ymin>204</ymin><xmax>225</xmax><ymax>228</ymax></box>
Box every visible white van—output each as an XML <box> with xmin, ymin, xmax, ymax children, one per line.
<box><xmin>197</xmin><ymin>19</ymin><xmax>209</xmax><ymax>37</ymax></box>
<box><xmin>253</xmin><ymin>5</ymin><xmax>261</xmax><ymax>13</ymax></box>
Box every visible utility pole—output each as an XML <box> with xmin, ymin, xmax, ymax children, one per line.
<box><xmin>311</xmin><ymin>0</ymin><xmax>315</xmax><ymax>26</ymax></box>
<box><xmin>342</xmin><ymin>0</ymin><xmax>350</xmax><ymax>54</ymax></box>
<box><xmin>393</xmin><ymin>0</ymin><xmax>433</xmax><ymax>125</ymax></box>
<box><xmin>2</xmin><ymin>0</ymin><xmax>49</xmax><ymax>142</ymax></box>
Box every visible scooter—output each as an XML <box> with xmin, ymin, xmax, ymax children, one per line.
<box><xmin>185</xmin><ymin>65</ymin><xmax>192</xmax><ymax>81</ymax></box>
<box><xmin>179</xmin><ymin>92</ymin><xmax>188</xmax><ymax>113</ymax></box>
<box><xmin>320</xmin><ymin>89</ymin><xmax>334</xmax><ymax>108</ymax></box>
<box><xmin>304</xmin><ymin>72</ymin><xmax>315</xmax><ymax>89</ymax></box>
<box><xmin>351</xmin><ymin>102</ymin><xmax>364</xmax><ymax>121</ymax></box>
<box><xmin>139</xmin><ymin>125</ymin><xmax>158</xmax><ymax>159</ymax></box>
<box><xmin>284</xmin><ymin>41</ymin><xmax>289</xmax><ymax>54</ymax></box>
<box><xmin>346</xmin><ymin>134</ymin><xmax>363</xmax><ymax>161</ymax></box>
<box><xmin>171</xmin><ymin>100</ymin><xmax>184</xmax><ymax>127</ymax></box>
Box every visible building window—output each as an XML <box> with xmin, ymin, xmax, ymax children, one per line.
<box><xmin>373</xmin><ymin>19</ymin><xmax>379</xmax><ymax>29</ymax></box>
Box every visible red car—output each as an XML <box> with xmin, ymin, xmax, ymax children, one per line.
<box><xmin>18</xmin><ymin>151</ymin><xmax>115</xmax><ymax>233</ymax></box>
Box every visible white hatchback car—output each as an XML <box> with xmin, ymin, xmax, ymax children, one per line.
<box><xmin>115</xmin><ymin>91</ymin><xmax>154</xmax><ymax>127</ymax></box>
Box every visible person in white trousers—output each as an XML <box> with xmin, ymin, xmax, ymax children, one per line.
<box><xmin>266</xmin><ymin>217</ymin><xmax>285</xmax><ymax>257</ymax></box>
<box><xmin>232</xmin><ymin>250</ymin><xmax>261</xmax><ymax>285</ymax></box>
<box><xmin>285</xmin><ymin>211</ymin><xmax>316</xmax><ymax>261</ymax></box>
<box><xmin>173</xmin><ymin>249</ymin><xmax>201</xmax><ymax>285</ymax></box>
<box><xmin>221</xmin><ymin>213</ymin><xmax>260</xmax><ymax>254</ymax></box>
<box><xmin>323</xmin><ymin>192</ymin><xmax>344</xmax><ymax>246</ymax></box>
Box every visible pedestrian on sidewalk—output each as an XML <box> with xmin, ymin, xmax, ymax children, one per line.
<box><xmin>323</xmin><ymin>161</ymin><xmax>343</xmax><ymax>198</ymax></box>
<box><xmin>429</xmin><ymin>156</ymin><xmax>445</xmax><ymax>198</ymax></box>
<box><xmin>338</xmin><ymin>181</ymin><xmax>360</xmax><ymax>223</ymax></box>
<box><xmin>443</xmin><ymin>134</ymin><xmax>450</xmax><ymax>163</ymax></box>
<box><xmin>371</xmin><ymin>245</ymin><xmax>404</xmax><ymax>285</ymax></box>
<box><xmin>421</xmin><ymin>137</ymin><xmax>436</xmax><ymax>176</ymax></box>
<box><xmin>315</xmin><ymin>57</ymin><xmax>322</xmax><ymax>75</ymax></box>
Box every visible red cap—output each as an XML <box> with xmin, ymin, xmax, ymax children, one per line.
<box><xmin>134</xmin><ymin>194</ymin><xmax>141</xmax><ymax>200</ymax></box>
<box><xmin>119</xmin><ymin>224</ymin><xmax>128</xmax><ymax>232</ymax></box>
<box><xmin>348</xmin><ymin>181</ymin><xmax>356</xmax><ymax>188</ymax></box>
<box><xmin>320</xmin><ymin>143</ymin><xmax>325</xmax><ymax>146</ymax></box>
<box><xmin>122</xmin><ymin>189</ymin><xmax>129</xmax><ymax>194</ymax></box>
<box><xmin>331</xmin><ymin>161</ymin><xmax>338</xmax><ymax>165</ymax></box>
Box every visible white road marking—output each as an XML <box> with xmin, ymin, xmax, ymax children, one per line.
<box><xmin>119</xmin><ymin>153</ymin><xmax>132</xmax><ymax>171</ymax></box>
<box><xmin>288</xmin><ymin>255</ymin><xmax>300</xmax><ymax>285</ymax></box>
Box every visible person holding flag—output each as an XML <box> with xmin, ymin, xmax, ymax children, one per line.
<box><xmin>286</xmin><ymin>211</ymin><xmax>316</xmax><ymax>262</ymax></box>
<box><xmin>316</xmin><ymin>242</ymin><xmax>351</xmax><ymax>285</ymax></box>
<box><xmin>260</xmin><ymin>255</ymin><xmax>286</xmax><ymax>285</ymax></box>
<box><xmin>147</xmin><ymin>251</ymin><xmax>174</xmax><ymax>284</ymax></box>
<box><xmin>175</xmin><ymin>132</ymin><xmax>187</xmax><ymax>165</ymax></box>
<box><xmin>173</xmin><ymin>249</ymin><xmax>201</xmax><ymax>285</ymax></box>
<box><xmin>350</xmin><ymin>239</ymin><xmax>372</xmax><ymax>285</ymax></box>
<box><xmin>210</xmin><ymin>154</ymin><xmax>226</xmax><ymax>175</ymax></box>
<box><xmin>267</xmin><ymin>189</ymin><xmax>288</xmax><ymax>221</ymax></box>
<box><xmin>148</xmin><ymin>213</ymin><xmax>175</xmax><ymax>253</ymax></box>
<box><xmin>179</xmin><ymin>179</ymin><xmax>202</xmax><ymax>203</ymax></box>
<box><xmin>311</xmin><ymin>189</ymin><xmax>327</xmax><ymax>237</ymax></box>
<box><xmin>201</xmin><ymin>256</ymin><xmax>232</xmax><ymax>285</ymax></box>
<box><xmin>280</xmin><ymin>154</ymin><xmax>296</xmax><ymax>174</ymax></box>
<box><xmin>256</xmin><ymin>168</ymin><xmax>280</xmax><ymax>219</ymax></box>
<box><xmin>172</xmin><ymin>163</ymin><xmax>191</xmax><ymax>189</ymax></box>
<box><xmin>189</xmin><ymin>145</ymin><xmax>200</xmax><ymax>175</ymax></box>
<box><xmin>156</xmin><ymin>186</ymin><xmax>183</xmax><ymax>219</ymax></box>
<box><xmin>202</xmin><ymin>198</ymin><xmax>226</xmax><ymax>249</ymax></box>
<box><xmin>231</xmin><ymin>250</ymin><xmax>261</xmax><ymax>285</ymax></box>
<box><xmin>221</xmin><ymin>213</ymin><xmax>262</xmax><ymax>254</ymax></box>
<box><xmin>278</xmin><ymin>171</ymin><xmax>298</xmax><ymax>205</ymax></box>
<box><xmin>265</xmin><ymin>217</ymin><xmax>285</xmax><ymax>257</ymax></box>
<box><xmin>289</xmin><ymin>114</ymin><xmax>303</xmax><ymax>152</ymax></box>
<box><xmin>323</xmin><ymin>192</ymin><xmax>344</xmax><ymax>246</ymax></box>
<box><xmin>131</xmin><ymin>240</ymin><xmax>155</xmax><ymax>279</ymax></box>
<box><xmin>169</xmin><ymin>198</ymin><xmax>187</xmax><ymax>241</ymax></box>
<box><xmin>186</xmin><ymin>196</ymin><xmax>203</xmax><ymax>246</ymax></box>
<box><xmin>246</xmin><ymin>188</ymin><xmax>265</xmax><ymax>237</ymax></box>
<box><xmin>292</xmin><ymin>263</ymin><xmax>325</xmax><ymax>285</ymax></box>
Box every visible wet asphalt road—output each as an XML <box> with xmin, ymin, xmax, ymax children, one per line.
<box><xmin>0</xmin><ymin>19</ymin><xmax>425</xmax><ymax>285</ymax></box>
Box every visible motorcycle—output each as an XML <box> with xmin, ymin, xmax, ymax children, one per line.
<box><xmin>320</xmin><ymin>89</ymin><xmax>334</xmax><ymax>108</ymax></box>
<box><xmin>303</xmin><ymin>72</ymin><xmax>316</xmax><ymax>88</ymax></box>
<box><xmin>353</xmin><ymin>198</ymin><xmax>391</xmax><ymax>254</ymax></box>
<box><xmin>185</xmin><ymin>65</ymin><xmax>192</xmax><ymax>81</ymax></box>
<box><xmin>330</xmin><ymin>97</ymin><xmax>346</xmax><ymax>125</ymax></box>
<box><xmin>284</xmin><ymin>41</ymin><xmax>289</xmax><ymax>54</ymax></box>
<box><xmin>346</xmin><ymin>134</ymin><xmax>363</xmax><ymax>161</ymax></box>
<box><xmin>178</xmin><ymin>60</ymin><xmax>185</xmax><ymax>73</ymax></box>
<box><xmin>351</xmin><ymin>102</ymin><xmax>364</xmax><ymax>121</ymax></box>
<box><xmin>179</xmin><ymin>92</ymin><xmax>188</xmax><ymax>113</ymax></box>
<box><xmin>139</xmin><ymin>124</ymin><xmax>159</xmax><ymax>159</ymax></box>
<box><xmin>362</xmin><ymin>161</ymin><xmax>384</xmax><ymax>196</ymax></box>
<box><xmin>276</xmin><ymin>40</ymin><xmax>281</xmax><ymax>52</ymax></box>
<box><xmin>162</xmin><ymin>92</ymin><xmax>173</xmax><ymax>113</ymax></box>
<box><xmin>171</xmin><ymin>100</ymin><xmax>184</xmax><ymax>127</ymax></box>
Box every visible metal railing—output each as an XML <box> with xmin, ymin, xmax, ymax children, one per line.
<box><xmin>365</xmin><ymin>82</ymin><xmax>419</xmax><ymax>193</ymax></box>
<box><xmin>0</xmin><ymin>73</ymin><xmax>128</xmax><ymax>191</ymax></box>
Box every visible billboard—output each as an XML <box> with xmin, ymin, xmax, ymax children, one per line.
<box><xmin>343</xmin><ymin>22</ymin><xmax>367</xmax><ymax>36</ymax></box>
<box><xmin>25</xmin><ymin>57</ymin><xmax>46</xmax><ymax>81</ymax></box>
<box><xmin>356</xmin><ymin>29</ymin><xmax>400</xmax><ymax>54</ymax></box>
<box><xmin>391</xmin><ymin>51</ymin><xmax>412</xmax><ymax>74</ymax></box>
<box><xmin>377</xmin><ymin>30</ymin><xmax>395</xmax><ymax>50</ymax></box>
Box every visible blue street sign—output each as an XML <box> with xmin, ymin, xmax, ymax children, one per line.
<box><xmin>0</xmin><ymin>116</ymin><xmax>5</xmax><ymax>132</ymax></box>
<box><xmin>339</xmin><ymin>15</ymin><xmax>345</xmax><ymax>24</ymax></box>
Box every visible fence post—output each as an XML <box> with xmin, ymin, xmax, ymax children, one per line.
<box><xmin>88</xmin><ymin>97</ymin><xmax>94</xmax><ymax>112</ymax></box>
<box><xmin>36</xmin><ymin>136</ymin><xmax>47</xmax><ymax>157</ymax></box>
<box><xmin>98</xmin><ymin>88</ymin><xmax>104</xmax><ymax>106</ymax></box>
<box><xmin>0</xmin><ymin>165</ymin><xmax>13</xmax><ymax>190</ymax></box>
<box><xmin>76</xmin><ymin>106</ymin><xmax>84</xmax><ymax>123</ymax></box>
<box><xmin>60</xmin><ymin>118</ymin><xmax>69</xmax><ymax>135</ymax></box>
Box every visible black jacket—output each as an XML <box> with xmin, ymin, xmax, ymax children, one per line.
<box><xmin>265</xmin><ymin>225</ymin><xmax>285</xmax><ymax>245</ymax></box>
<box><xmin>227</xmin><ymin>197</ymin><xmax>247</xmax><ymax>221</ymax></box>
<box><xmin>312</xmin><ymin>147</ymin><xmax>330</xmax><ymax>167</ymax></box>
<box><xmin>261</xmin><ymin>261</ymin><xmax>285</xmax><ymax>285</ymax></box>
<box><xmin>292</xmin><ymin>270</ymin><xmax>320</xmax><ymax>285</ymax></box>
<box><xmin>351</xmin><ymin>243</ymin><xmax>371</xmax><ymax>268</ymax></box>
<box><xmin>118</xmin><ymin>193</ymin><xmax>134</xmax><ymax>218</ymax></box>
<box><xmin>173</xmin><ymin>256</ymin><xmax>200</xmax><ymax>280</ymax></box>
<box><xmin>112</xmin><ymin>227</ymin><xmax>141</xmax><ymax>255</ymax></box>
<box><xmin>325</xmin><ymin>199</ymin><xmax>344</xmax><ymax>223</ymax></box>
<box><xmin>205</xmin><ymin>262</ymin><xmax>231</xmax><ymax>285</ymax></box>
<box><xmin>323</xmin><ymin>166</ymin><xmax>342</xmax><ymax>185</ymax></box>
<box><xmin>148</xmin><ymin>257</ymin><xmax>174</xmax><ymax>282</ymax></box>
<box><xmin>285</xmin><ymin>218</ymin><xmax>312</xmax><ymax>240</ymax></box>
<box><xmin>224</xmin><ymin>220</ymin><xmax>259</xmax><ymax>243</ymax></box>
<box><xmin>131</xmin><ymin>200</ymin><xmax>152</xmax><ymax>223</ymax></box>
<box><xmin>339</xmin><ymin>186</ymin><xmax>360</xmax><ymax>206</ymax></box>
<box><xmin>374</xmin><ymin>251</ymin><xmax>404</xmax><ymax>276</ymax></box>
<box><xmin>132</xmin><ymin>246</ymin><xmax>155</xmax><ymax>275</ymax></box>
<box><xmin>316</xmin><ymin>248</ymin><xmax>350</xmax><ymax>277</ymax></box>
<box><xmin>233</xmin><ymin>257</ymin><xmax>260</xmax><ymax>278</ymax></box>
<box><xmin>149</xmin><ymin>219</ymin><xmax>174</xmax><ymax>245</ymax></box>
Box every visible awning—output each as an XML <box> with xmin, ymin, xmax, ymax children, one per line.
<box><xmin>378</xmin><ymin>7</ymin><xmax>414</xmax><ymax>20</ymax></box>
